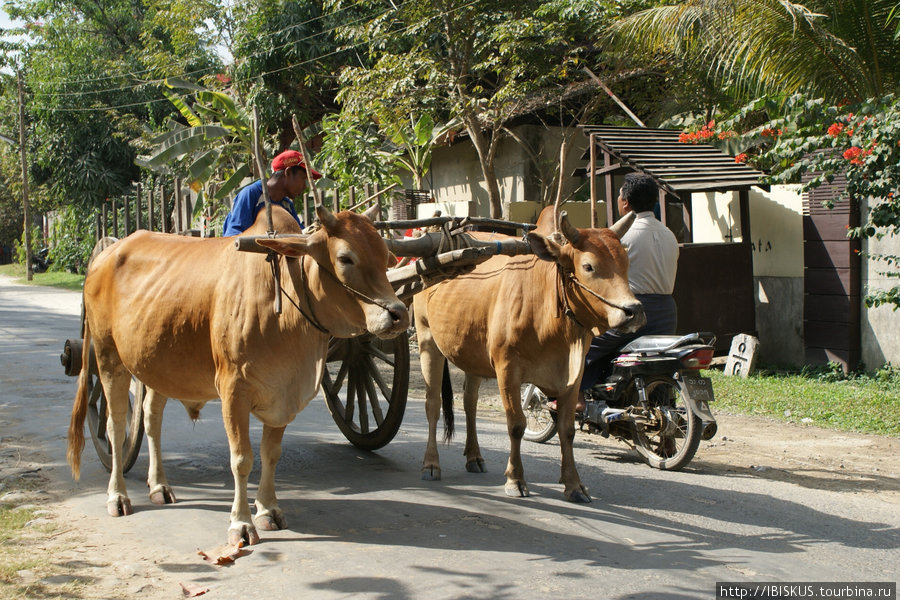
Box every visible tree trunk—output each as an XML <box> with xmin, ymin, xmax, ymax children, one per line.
<box><xmin>464</xmin><ymin>118</ymin><xmax>503</xmax><ymax>219</ymax></box>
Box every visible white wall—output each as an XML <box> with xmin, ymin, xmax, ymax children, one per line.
<box><xmin>690</xmin><ymin>185</ymin><xmax>805</xmax><ymax>366</ymax></box>
<box><xmin>860</xmin><ymin>196</ymin><xmax>900</xmax><ymax>367</ymax></box>
<box><xmin>422</xmin><ymin>125</ymin><xmax>588</xmax><ymax>220</ymax></box>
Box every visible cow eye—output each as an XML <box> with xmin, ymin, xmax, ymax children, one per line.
<box><xmin>337</xmin><ymin>255</ymin><xmax>354</xmax><ymax>266</ymax></box>
<box><xmin>582</xmin><ymin>262</ymin><xmax>594</xmax><ymax>273</ymax></box>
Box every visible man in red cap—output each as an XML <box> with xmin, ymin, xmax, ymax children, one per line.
<box><xmin>222</xmin><ymin>149</ymin><xmax>323</xmax><ymax>236</ymax></box>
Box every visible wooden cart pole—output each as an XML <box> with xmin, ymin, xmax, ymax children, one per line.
<box><xmin>291</xmin><ymin>114</ymin><xmax>322</xmax><ymax>208</ymax></box>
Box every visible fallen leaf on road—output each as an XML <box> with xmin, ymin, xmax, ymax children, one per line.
<box><xmin>180</xmin><ymin>582</ymin><xmax>209</xmax><ymax>597</ymax></box>
<box><xmin>197</xmin><ymin>541</ymin><xmax>252</xmax><ymax>566</ymax></box>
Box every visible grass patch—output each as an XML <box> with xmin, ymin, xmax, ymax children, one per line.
<box><xmin>0</xmin><ymin>505</ymin><xmax>46</xmax><ymax>589</ymax></box>
<box><xmin>707</xmin><ymin>363</ymin><xmax>900</xmax><ymax>436</ymax></box>
<box><xmin>0</xmin><ymin>264</ymin><xmax>84</xmax><ymax>292</ymax></box>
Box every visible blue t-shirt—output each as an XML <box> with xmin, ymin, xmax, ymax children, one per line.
<box><xmin>222</xmin><ymin>180</ymin><xmax>304</xmax><ymax>236</ymax></box>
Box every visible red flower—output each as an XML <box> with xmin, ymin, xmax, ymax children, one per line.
<box><xmin>842</xmin><ymin>146</ymin><xmax>870</xmax><ymax>165</ymax></box>
<box><xmin>735</xmin><ymin>153</ymin><xmax>748</xmax><ymax>163</ymax></box>
<box><xmin>215</xmin><ymin>73</ymin><xmax>232</xmax><ymax>85</ymax></box>
<box><xmin>827</xmin><ymin>123</ymin><xmax>844</xmax><ymax>137</ymax></box>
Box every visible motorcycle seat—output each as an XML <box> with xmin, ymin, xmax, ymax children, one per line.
<box><xmin>620</xmin><ymin>335</ymin><xmax>685</xmax><ymax>353</ymax></box>
<box><xmin>621</xmin><ymin>331</ymin><xmax>716</xmax><ymax>354</ymax></box>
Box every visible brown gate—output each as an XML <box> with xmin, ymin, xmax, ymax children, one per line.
<box><xmin>802</xmin><ymin>172</ymin><xmax>861</xmax><ymax>370</ymax></box>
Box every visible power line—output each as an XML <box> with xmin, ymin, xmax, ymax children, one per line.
<box><xmin>28</xmin><ymin>0</ymin><xmax>403</xmax><ymax>95</ymax></box>
<box><xmin>28</xmin><ymin>0</ymin><xmax>485</xmax><ymax>114</ymax></box>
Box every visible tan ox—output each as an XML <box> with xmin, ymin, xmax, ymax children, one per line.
<box><xmin>67</xmin><ymin>205</ymin><xmax>408</xmax><ymax>545</ymax></box>
<box><xmin>413</xmin><ymin>208</ymin><xmax>644</xmax><ymax>502</ymax></box>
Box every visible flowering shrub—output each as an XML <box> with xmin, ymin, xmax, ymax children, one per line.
<box><xmin>678</xmin><ymin>120</ymin><xmax>738</xmax><ymax>144</ymax></box>
<box><xmin>737</xmin><ymin>94</ymin><xmax>900</xmax><ymax>310</ymax></box>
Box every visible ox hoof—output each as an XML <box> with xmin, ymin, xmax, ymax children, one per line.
<box><xmin>149</xmin><ymin>485</ymin><xmax>176</xmax><ymax>505</ymax></box>
<box><xmin>107</xmin><ymin>496</ymin><xmax>133</xmax><ymax>517</ymax></box>
<box><xmin>566</xmin><ymin>486</ymin><xmax>592</xmax><ymax>504</ymax></box>
<box><xmin>504</xmin><ymin>480</ymin><xmax>529</xmax><ymax>498</ymax></box>
<box><xmin>228</xmin><ymin>523</ymin><xmax>260</xmax><ymax>547</ymax></box>
<box><xmin>421</xmin><ymin>466</ymin><xmax>442</xmax><ymax>481</ymax></box>
<box><xmin>254</xmin><ymin>509</ymin><xmax>286</xmax><ymax>532</ymax></box>
<box><xmin>465</xmin><ymin>459</ymin><xmax>487</xmax><ymax>473</ymax></box>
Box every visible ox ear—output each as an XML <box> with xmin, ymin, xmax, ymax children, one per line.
<box><xmin>363</xmin><ymin>204</ymin><xmax>381</xmax><ymax>222</ymax></box>
<box><xmin>316</xmin><ymin>204</ymin><xmax>339</xmax><ymax>232</ymax></box>
<box><xmin>526</xmin><ymin>231</ymin><xmax>562</xmax><ymax>262</ymax></box>
<box><xmin>255</xmin><ymin>237</ymin><xmax>310</xmax><ymax>257</ymax></box>
<box><xmin>608</xmin><ymin>211</ymin><xmax>636</xmax><ymax>239</ymax></box>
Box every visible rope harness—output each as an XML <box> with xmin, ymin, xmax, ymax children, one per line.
<box><xmin>270</xmin><ymin>249</ymin><xmax>398</xmax><ymax>336</ymax></box>
<box><xmin>555</xmin><ymin>262</ymin><xmax>634</xmax><ymax>332</ymax></box>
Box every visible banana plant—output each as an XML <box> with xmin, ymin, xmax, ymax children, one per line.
<box><xmin>139</xmin><ymin>78</ymin><xmax>257</xmax><ymax>220</ymax></box>
<box><xmin>378</xmin><ymin>113</ymin><xmax>457</xmax><ymax>190</ymax></box>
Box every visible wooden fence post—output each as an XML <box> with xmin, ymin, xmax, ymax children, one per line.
<box><xmin>111</xmin><ymin>198</ymin><xmax>118</xmax><ymax>238</ymax></box>
<box><xmin>148</xmin><ymin>176</ymin><xmax>155</xmax><ymax>232</ymax></box>
<box><xmin>124</xmin><ymin>195</ymin><xmax>130</xmax><ymax>236</ymax></box>
<box><xmin>135</xmin><ymin>181</ymin><xmax>142</xmax><ymax>231</ymax></box>
<box><xmin>175</xmin><ymin>177</ymin><xmax>184</xmax><ymax>233</ymax></box>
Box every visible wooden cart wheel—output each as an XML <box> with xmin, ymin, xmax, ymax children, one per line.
<box><xmin>321</xmin><ymin>331</ymin><xmax>410</xmax><ymax>450</ymax></box>
<box><xmin>82</xmin><ymin>236</ymin><xmax>146</xmax><ymax>473</ymax></box>
<box><xmin>85</xmin><ymin>353</ymin><xmax>146</xmax><ymax>474</ymax></box>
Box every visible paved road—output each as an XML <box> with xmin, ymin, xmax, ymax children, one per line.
<box><xmin>1</xmin><ymin>275</ymin><xmax>897</xmax><ymax>599</ymax></box>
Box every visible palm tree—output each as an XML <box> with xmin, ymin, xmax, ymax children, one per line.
<box><xmin>607</xmin><ymin>0</ymin><xmax>900</xmax><ymax>105</ymax></box>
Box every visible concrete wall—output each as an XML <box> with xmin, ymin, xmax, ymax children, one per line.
<box><xmin>419</xmin><ymin>125</ymin><xmax>588</xmax><ymax>221</ymax></box>
<box><xmin>860</xmin><ymin>197</ymin><xmax>900</xmax><ymax>368</ymax></box>
<box><xmin>691</xmin><ymin>185</ymin><xmax>806</xmax><ymax>366</ymax></box>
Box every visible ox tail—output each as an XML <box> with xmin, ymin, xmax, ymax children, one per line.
<box><xmin>67</xmin><ymin>318</ymin><xmax>91</xmax><ymax>480</ymax></box>
<box><xmin>441</xmin><ymin>360</ymin><xmax>454</xmax><ymax>442</ymax></box>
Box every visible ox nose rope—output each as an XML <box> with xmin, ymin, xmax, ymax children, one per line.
<box><xmin>274</xmin><ymin>255</ymin><xmax>399</xmax><ymax>335</ymax></box>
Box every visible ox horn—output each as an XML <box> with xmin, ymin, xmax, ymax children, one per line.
<box><xmin>363</xmin><ymin>204</ymin><xmax>381</xmax><ymax>222</ymax></box>
<box><xmin>316</xmin><ymin>204</ymin><xmax>339</xmax><ymax>231</ymax></box>
<box><xmin>559</xmin><ymin>211</ymin><xmax>581</xmax><ymax>245</ymax></box>
<box><xmin>608</xmin><ymin>211</ymin><xmax>636</xmax><ymax>238</ymax></box>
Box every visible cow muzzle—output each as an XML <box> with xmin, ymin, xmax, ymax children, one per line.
<box><xmin>610</xmin><ymin>300</ymin><xmax>646</xmax><ymax>333</ymax></box>
<box><xmin>365</xmin><ymin>299</ymin><xmax>410</xmax><ymax>339</ymax></box>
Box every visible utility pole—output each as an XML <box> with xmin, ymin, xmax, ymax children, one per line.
<box><xmin>17</xmin><ymin>69</ymin><xmax>33</xmax><ymax>281</ymax></box>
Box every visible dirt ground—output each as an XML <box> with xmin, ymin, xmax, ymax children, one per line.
<box><xmin>2</xmin><ymin>364</ymin><xmax>897</xmax><ymax>599</ymax></box>
<box><xmin>450</xmin><ymin>371</ymin><xmax>900</xmax><ymax>503</ymax></box>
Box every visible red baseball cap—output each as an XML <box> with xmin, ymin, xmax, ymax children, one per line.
<box><xmin>271</xmin><ymin>150</ymin><xmax>322</xmax><ymax>179</ymax></box>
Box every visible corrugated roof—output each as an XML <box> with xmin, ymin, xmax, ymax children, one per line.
<box><xmin>577</xmin><ymin>125</ymin><xmax>768</xmax><ymax>194</ymax></box>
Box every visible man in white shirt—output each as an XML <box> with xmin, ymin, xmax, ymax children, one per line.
<box><xmin>579</xmin><ymin>172</ymin><xmax>680</xmax><ymax>409</ymax></box>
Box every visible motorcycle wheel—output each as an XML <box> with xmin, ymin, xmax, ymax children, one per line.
<box><xmin>630</xmin><ymin>375</ymin><xmax>702</xmax><ymax>470</ymax></box>
<box><xmin>521</xmin><ymin>383</ymin><xmax>558</xmax><ymax>443</ymax></box>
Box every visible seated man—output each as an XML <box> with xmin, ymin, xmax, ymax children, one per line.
<box><xmin>579</xmin><ymin>172</ymin><xmax>680</xmax><ymax>409</ymax></box>
<box><xmin>222</xmin><ymin>149</ymin><xmax>322</xmax><ymax>236</ymax></box>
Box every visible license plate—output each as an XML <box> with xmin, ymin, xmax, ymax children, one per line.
<box><xmin>681</xmin><ymin>375</ymin><xmax>715</xmax><ymax>420</ymax></box>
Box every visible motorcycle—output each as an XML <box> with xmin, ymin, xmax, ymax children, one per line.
<box><xmin>31</xmin><ymin>247</ymin><xmax>51</xmax><ymax>273</ymax></box>
<box><xmin>521</xmin><ymin>332</ymin><xmax>719</xmax><ymax>471</ymax></box>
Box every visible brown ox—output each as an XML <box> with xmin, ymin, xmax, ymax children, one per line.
<box><xmin>67</xmin><ymin>205</ymin><xmax>408</xmax><ymax>545</ymax></box>
<box><xmin>413</xmin><ymin>208</ymin><xmax>644</xmax><ymax>502</ymax></box>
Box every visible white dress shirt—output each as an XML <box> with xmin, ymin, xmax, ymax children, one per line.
<box><xmin>620</xmin><ymin>210</ymin><xmax>679</xmax><ymax>295</ymax></box>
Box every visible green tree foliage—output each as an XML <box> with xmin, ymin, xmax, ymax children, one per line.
<box><xmin>228</xmin><ymin>0</ymin><xmax>348</xmax><ymax>144</ymax></box>
<box><xmin>328</xmin><ymin>0</ymin><xmax>626</xmax><ymax>218</ymax></box>
<box><xmin>722</xmin><ymin>94</ymin><xmax>900</xmax><ymax>310</ymax></box>
<box><xmin>607</xmin><ymin>0</ymin><xmax>900</xmax><ymax>107</ymax></box>
<box><xmin>4</xmin><ymin>0</ymin><xmax>223</xmax><ymax>209</ymax></box>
